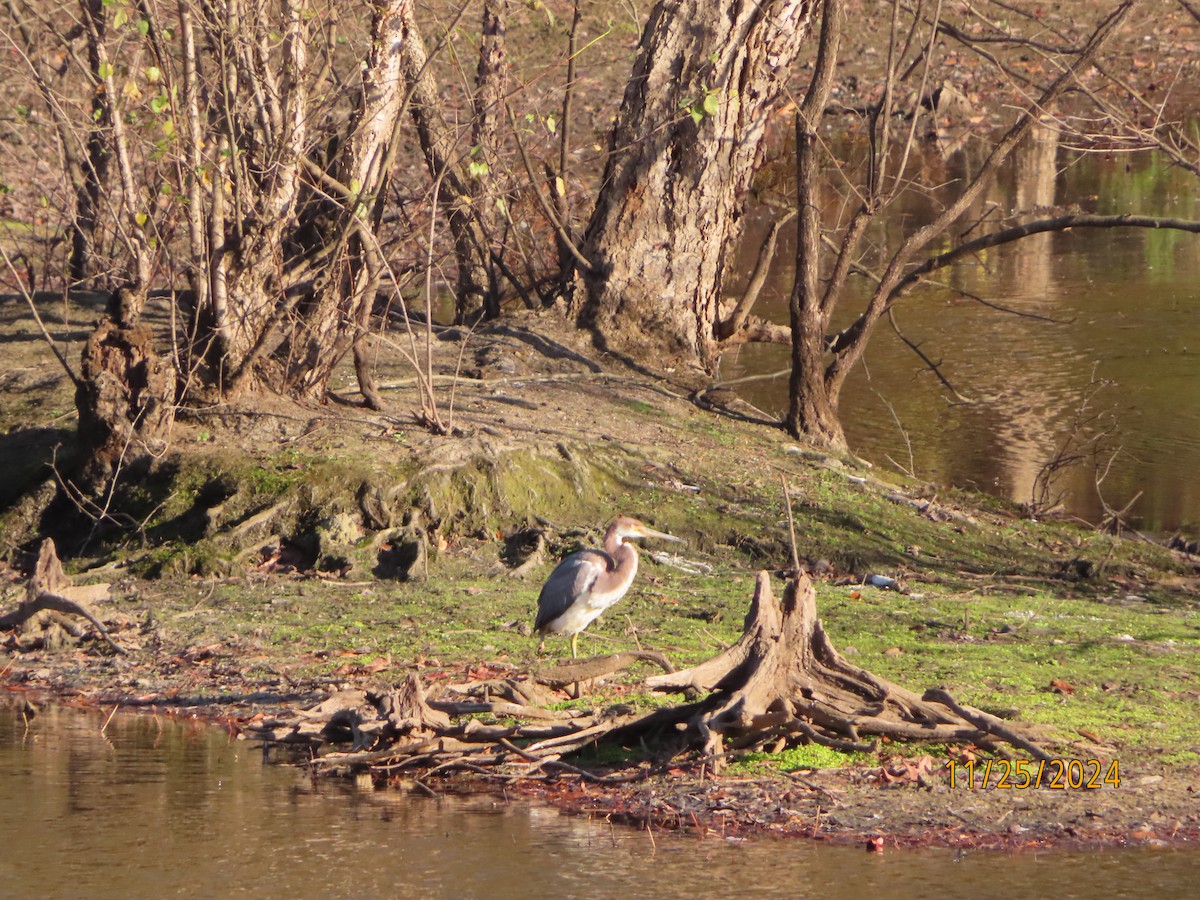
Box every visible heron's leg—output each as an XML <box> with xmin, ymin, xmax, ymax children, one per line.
<box><xmin>570</xmin><ymin>633</ymin><xmax>579</xmax><ymax>659</ymax></box>
<box><xmin>536</xmin><ymin>637</ymin><xmax>546</xmax><ymax>655</ymax></box>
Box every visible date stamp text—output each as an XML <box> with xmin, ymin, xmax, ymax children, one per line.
<box><xmin>946</xmin><ymin>758</ymin><xmax>1120</xmax><ymax>790</ymax></box>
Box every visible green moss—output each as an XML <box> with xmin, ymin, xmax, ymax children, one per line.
<box><xmin>634</xmin><ymin>399</ymin><xmax>662</xmax><ymax>415</ymax></box>
<box><xmin>732</xmin><ymin>743</ymin><xmax>873</xmax><ymax>773</ymax></box>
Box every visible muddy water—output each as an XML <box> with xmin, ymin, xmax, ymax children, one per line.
<box><xmin>2</xmin><ymin>704</ymin><xmax>1196</xmax><ymax>900</ymax></box>
<box><xmin>730</xmin><ymin>133</ymin><xmax>1200</xmax><ymax>535</ymax></box>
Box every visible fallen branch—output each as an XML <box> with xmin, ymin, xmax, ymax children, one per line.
<box><xmin>531</xmin><ymin>651</ymin><xmax>675</xmax><ymax>689</ymax></box>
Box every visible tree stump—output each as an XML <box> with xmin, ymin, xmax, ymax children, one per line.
<box><xmin>646</xmin><ymin>572</ymin><xmax>1051</xmax><ymax>767</ymax></box>
<box><xmin>76</xmin><ymin>285</ymin><xmax>174</xmax><ymax>491</ymax></box>
<box><xmin>0</xmin><ymin>538</ymin><xmax>122</xmax><ymax>653</ymax></box>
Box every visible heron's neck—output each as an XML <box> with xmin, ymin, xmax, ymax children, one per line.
<box><xmin>614</xmin><ymin>541</ymin><xmax>637</xmax><ymax>573</ymax></box>
<box><xmin>602</xmin><ymin>526</ymin><xmax>626</xmax><ymax>558</ymax></box>
<box><xmin>603</xmin><ymin>528</ymin><xmax>639</xmax><ymax>579</ymax></box>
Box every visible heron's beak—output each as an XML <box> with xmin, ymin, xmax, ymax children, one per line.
<box><xmin>638</xmin><ymin>526</ymin><xmax>684</xmax><ymax>544</ymax></box>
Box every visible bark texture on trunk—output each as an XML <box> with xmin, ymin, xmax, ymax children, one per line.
<box><xmin>76</xmin><ymin>286</ymin><xmax>175</xmax><ymax>492</ymax></box>
<box><xmin>580</xmin><ymin>0</ymin><xmax>816</xmax><ymax>371</ymax></box>
<box><xmin>787</xmin><ymin>117</ymin><xmax>848</xmax><ymax>450</ymax></box>
<box><xmin>280</xmin><ymin>0</ymin><xmax>406</xmax><ymax>401</ymax></box>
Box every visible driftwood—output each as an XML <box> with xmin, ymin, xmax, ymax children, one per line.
<box><xmin>247</xmin><ymin>665</ymin><xmax>691</xmax><ymax>777</ymax></box>
<box><xmin>531</xmin><ymin>651</ymin><xmax>675</xmax><ymax>689</ymax></box>
<box><xmin>1</xmin><ymin>539</ymin><xmax>123</xmax><ymax>654</ymax></box>
<box><xmin>248</xmin><ymin>571</ymin><xmax>1050</xmax><ymax>782</ymax></box>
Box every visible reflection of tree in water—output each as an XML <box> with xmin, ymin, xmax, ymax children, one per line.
<box><xmin>972</xmin><ymin>121</ymin><xmax>1082</xmax><ymax>508</ymax></box>
<box><xmin>899</xmin><ymin>121</ymin><xmax>1083</xmax><ymax>507</ymax></box>
<box><xmin>732</xmin><ymin>129</ymin><xmax>1200</xmax><ymax>532</ymax></box>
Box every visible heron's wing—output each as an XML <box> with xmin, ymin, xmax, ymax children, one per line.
<box><xmin>534</xmin><ymin>550</ymin><xmax>612</xmax><ymax>632</ymax></box>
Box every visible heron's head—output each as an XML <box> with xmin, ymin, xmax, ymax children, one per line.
<box><xmin>607</xmin><ymin>516</ymin><xmax>684</xmax><ymax>545</ymax></box>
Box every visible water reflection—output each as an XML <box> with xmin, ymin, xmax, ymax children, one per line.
<box><xmin>731</xmin><ymin>137</ymin><xmax>1200</xmax><ymax>535</ymax></box>
<box><xmin>1</xmin><ymin>704</ymin><xmax>1196</xmax><ymax>899</ymax></box>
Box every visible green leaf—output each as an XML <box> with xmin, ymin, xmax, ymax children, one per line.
<box><xmin>137</xmin><ymin>18</ymin><xmax>150</xmax><ymax>36</ymax></box>
<box><xmin>349</xmin><ymin>177</ymin><xmax>362</xmax><ymax>196</ymax></box>
<box><xmin>544</xmin><ymin>114</ymin><xmax>556</xmax><ymax>134</ymax></box>
<box><xmin>113</xmin><ymin>8</ymin><xmax>127</xmax><ymax>28</ymax></box>
<box><xmin>689</xmin><ymin>107</ymin><xmax>704</xmax><ymax>126</ymax></box>
<box><xmin>134</xmin><ymin>211</ymin><xmax>148</xmax><ymax>227</ymax></box>
<box><xmin>146</xmin><ymin>65</ymin><xmax>162</xmax><ymax>83</ymax></box>
<box><xmin>98</xmin><ymin>61</ymin><xmax>113</xmax><ymax>79</ymax></box>
<box><xmin>468</xmin><ymin>160</ymin><xmax>489</xmax><ymax>178</ymax></box>
<box><xmin>703</xmin><ymin>93</ymin><xmax>720</xmax><ymax>117</ymax></box>
<box><xmin>150</xmin><ymin>94</ymin><xmax>170</xmax><ymax>114</ymax></box>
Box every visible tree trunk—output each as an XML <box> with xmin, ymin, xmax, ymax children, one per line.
<box><xmin>395</xmin><ymin>0</ymin><xmax>493</xmax><ymax>322</ymax></box>
<box><xmin>579</xmin><ymin>0</ymin><xmax>817</xmax><ymax>372</ymax></box>
<box><xmin>69</xmin><ymin>0</ymin><xmax>110</xmax><ymax>285</ymax></box>
<box><xmin>278</xmin><ymin>0</ymin><xmax>409</xmax><ymax>401</ymax></box>
<box><xmin>468</xmin><ymin>0</ymin><xmax>508</xmax><ymax>319</ymax></box>
<box><xmin>76</xmin><ymin>286</ymin><xmax>175</xmax><ymax>492</ymax></box>
<box><xmin>785</xmin><ymin>1</ymin><xmax>847</xmax><ymax>449</ymax></box>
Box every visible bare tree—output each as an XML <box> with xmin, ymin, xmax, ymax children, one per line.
<box><xmin>5</xmin><ymin>0</ymin><xmax>1199</xmax><ymax>465</ymax></box>
<box><xmin>774</xmin><ymin>0</ymin><xmax>1200</xmax><ymax>449</ymax></box>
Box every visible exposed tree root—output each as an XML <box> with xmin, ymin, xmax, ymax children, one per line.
<box><xmin>531</xmin><ymin>651</ymin><xmax>675</xmax><ymax>689</ymax></box>
<box><xmin>646</xmin><ymin>572</ymin><xmax>1052</xmax><ymax>767</ymax></box>
<box><xmin>246</xmin><ymin>572</ymin><xmax>1051</xmax><ymax>783</ymax></box>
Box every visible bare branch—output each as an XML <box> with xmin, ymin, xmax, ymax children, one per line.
<box><xmin>896</xmin><ymin>212</ymin><xmax>1200</xmax><ymax>293</ymax></box>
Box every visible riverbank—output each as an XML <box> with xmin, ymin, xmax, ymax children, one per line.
<box><xmin>2</xmin><ymin>288</ymin><xmax>1199</xmax><ymax>850</ymax></box>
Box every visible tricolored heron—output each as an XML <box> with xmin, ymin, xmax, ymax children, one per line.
<box><xmin>535</xmin><ymin>517</ymin><xmax>682</xmax><ymax>658</ymax></box>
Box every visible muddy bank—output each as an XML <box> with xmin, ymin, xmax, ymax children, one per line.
<box><xmin>3</xmin><ymin>292</ymin><xmax>1200</xmax><ymax>849</ymax></box>
<box><xmin>4</xmin><ymin>1</ymin><xmax>1200</xmax><ymax>848</ymax></box>
<box><xmin>3</xmin><ymin>294</ymin><xmax>1199</xmax><ymax>849</ymax></box>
